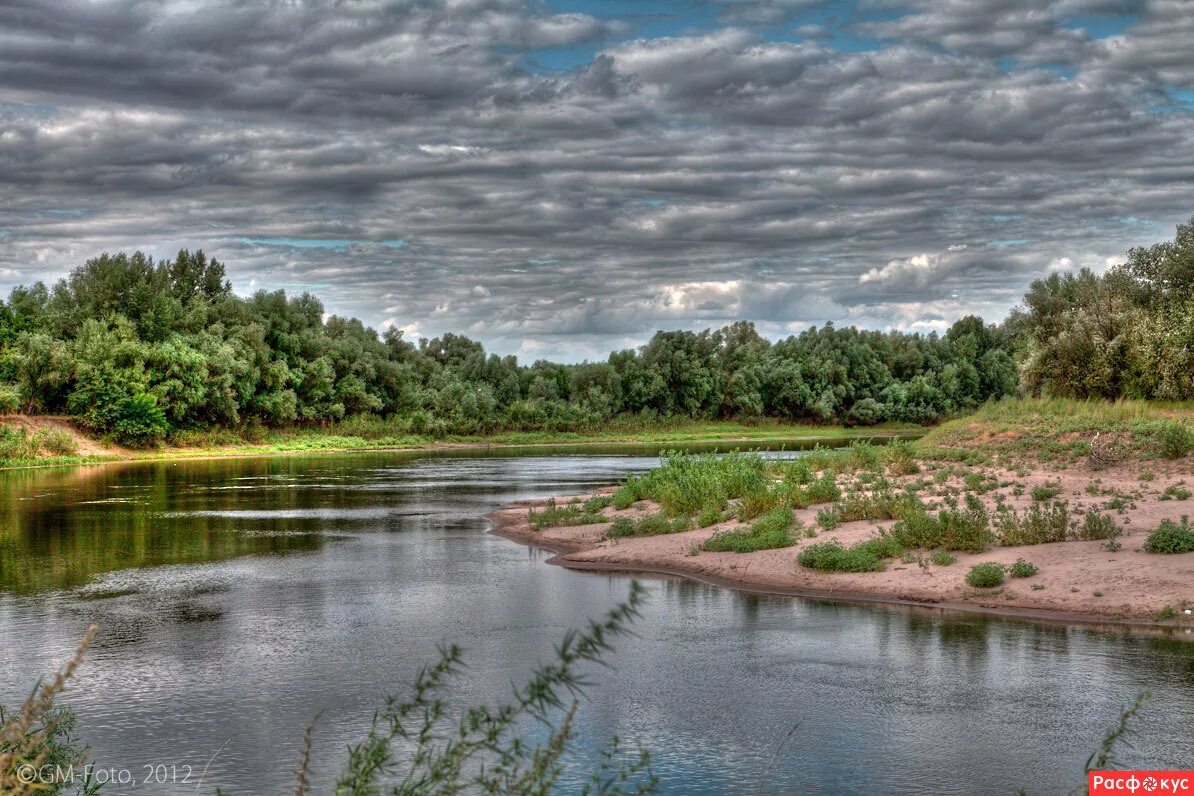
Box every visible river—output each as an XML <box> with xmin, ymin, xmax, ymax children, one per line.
<box><xmin>1</xmin><ymin>449</ymin><xmax>1191</xmax><ymax>794</ymax></box>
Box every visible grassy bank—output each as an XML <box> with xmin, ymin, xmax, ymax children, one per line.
<box><xmin>0</xmin><ymin>415</ymin><xmax>923</xmax><ymax>471</ymax></box>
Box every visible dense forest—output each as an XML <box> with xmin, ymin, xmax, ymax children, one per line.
<box><xmin>0</xmin><ymin>218</ymin><xmax>1190</xmax><ymax>445</ymax></box>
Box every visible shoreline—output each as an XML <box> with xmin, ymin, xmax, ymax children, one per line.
<box><xmin>488</xmin><ymin>493</ymin><xmax>1194</xmax><ymax>635</ymax></box>
<box><xmin>0</xmin><ymin>418</ymin><xmax>922</xmax><ymax>472</ymax></box>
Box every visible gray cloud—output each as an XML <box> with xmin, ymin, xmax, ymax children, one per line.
<box><xmin>0</xmin><ymin>0</ymin><xmax>1191</xmax><ymax>361</ymax></box>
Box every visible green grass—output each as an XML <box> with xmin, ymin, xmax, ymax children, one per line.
<box><xmin>992</xmin><ymin>502</ymin><xmax>1070</xmax><ymax>546</ymax></box>
<box><xmin>528</xmin><ymin>496</ymin><xmax>612</xmax><ymax>530</ymax></box>
<box><xmin>798</xmin><ymin>539</ymin><xmax>887</xmax><ymax>572</ymax></box>
<box><xmin>702</xmin><ymin>507</ymin><xmax>797</xmax><ymax>553</ymax></box>
<box><xmin>1031</xmin><ymin>482</ymin><xmax>1062</xmax><ymax>501</ymax></box>
<box><xmin>604</xmin><ymin>513</ymin><xmax>692</xmax><ymax>539</ymax></box>
<box><xmin>888</xmin><ymin>495</ymin><xmax>992</xmax><ymax>552</ymax></box>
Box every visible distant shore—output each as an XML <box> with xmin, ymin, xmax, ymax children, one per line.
<box><xmin>0</xmin><ymin>414</ymin><xmax>922</xmax><ymax>471</ymax></box>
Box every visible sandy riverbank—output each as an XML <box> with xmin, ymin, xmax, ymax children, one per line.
<box><xmin>489</xmin><ymin>460</ymin><xmax>1194</xmax><ymax>629</ymax></box>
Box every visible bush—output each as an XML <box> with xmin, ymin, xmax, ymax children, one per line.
<box><xmin>0</xmin><ymin>383</ymin><xmax>20</xmax><ymax>415</ymax></box>
<box><xmin>844</xmin><ymin>398</ymin><xmax>885</xmax><ymax>427</ymax></box>
<box><xmin>1074</xmin><ymin>511</ymin><xmax>1118</xmax><ymax>541</ymax></box>
<box><xmin>703</xmin><ymin>507</ymin><xmax>795</xmax><ymax>553</ymax></box>
<box><xmin>624</xmin><ymin>452</ymin><xmax>768</xmax><ymax>516</ymax></box>
<box><xmin>1142</xmin><ymin>517</ymin><xmax>1194</xmax><ymax>554</ymax></box>
<box><xmin>1156</xmin><ymin>421</ymin><xmax>1193</xmax><ymax>459</ymax></box>
<box><xmin>1008</xmin><ymin>558</ymin><xmax>1038</xmax><ymax>578</ymax></box>
<box><xmin>528</xmin><ymin>497</ymin><xmax>608</xmax><ymax>530</ymax></box>
<box><xmin>29</xmin><ymin>427</ymin><xmax>80</xmax><ymax>457</ymax></box>
<box><xmin>890</xmin><ymin>495</ymin><xmax>991</xmax><ymax>552</ymax></box>
<box><xmin>993</xmin><ymin>502</ymin><xmax>1069</xmax><ymax>546</ymax></box>
<box><xmin>1031</xmin><ymin>482</ymin><xmax>1062</xmax><ymax>501</ymax></box>
<box><xmin>965</xmin><ymin>563</ymin><xmax>1005</xmax><ymax>588</ymax></box>
<box><xmin>929</xmin><ymin>550</ymin><xmax>956</xmax><ymax>566</ymax></box>
<box><xmin>604</xmin><ymin>513</ymin><xmax>690</xmax><ymax>539</ymax></box>
<box><xmin>697</xmin><ymin>505</ymin><xmax>723</xmax><ymax>528</ymax></box>
<box><xmin>883</xmin><ymin>439</ymin><xmax>920</xmax><ymax>476</ymax></box>
<box><xmin>806</xmin><ymin>471</ymin><xmax>840</xmax><ymax>504</ymax></box>
<box><xmin>797</xmin><ymin>540</ymin><xmax>885</xmax><ymax>572</ymax></box>
<box><xmin>0</xmin><ymin>427</ymin><xmax>35</xmax><ymax>461</ymax></box>
<box><xmin>113</xmin><ymin>392</ymin><xmax>169</xmax><ymax>446</ymax></box>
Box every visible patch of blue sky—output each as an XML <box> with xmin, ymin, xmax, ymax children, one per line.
<box><xmin>236</xmin><ymin>237</ymin><xmax>354</xmax><ymax>251</ymax></box>
<box><xmin>381</xmin><ymin>239</ymin><xmax>407</xmax><ymax>249</ymax></box>
<box><xmin>1062</xmin><ymin>14</ymin><xmax>1139</xmax><ymax>39</ymax></box>
<box><xmin>1037</xmin><ymin>63</ymin><xmax>1078</xmax><ymax>79</ymax></box>
<box><xmin>990</xmin><ymin>215</ymin><xmax>1023</xmax><ymax>223</ymax></box>
<box><xmin>43</xmin><ymin>208</ymin><xmax>87</xmax><ymax>217</ymax></box>
<box><xmin>1112</xmin><ymin>216</ymin><xmax>1156</xmax><ymax>227</ymax></box>
<box><xmin>523</xmin><ymin>0</ymin><xmax>883</xmax><ymax>73</ymax></box>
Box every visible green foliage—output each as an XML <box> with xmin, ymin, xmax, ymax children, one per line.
<box><xmin>965</xmin><ymin>563</ymin><xmax>1005</xmax><ymax>588</ymax></box>
<box><xmin>604</xmin><ymin>514</ymin><xmax>691</xmax><ymax>539</ymax></box>
<box><xmin>1074</xmin><ymin>511</ymin><xmax>1119</xmax><ymax>541</ymax></box>
<box><xmin>993</xmin><ymin>502</ymin><xmax>1070</xmax><ymax>546</ymax></box>
<box><xmin>889</xmin><ymin>495</ymin><xmax>992</xmax><ymax>552</ymax></box>
<box><xmin>1155</xmin><ymin>421</ymin><xmax>1193</xmax><ymax>459</ymax></box>
<box><xmin>1031</xmin><ymin>482</ymin><xmax>1062</xmax><ymax>501</ymax></box>
<box><xmin>1142</xmin><ymin>517</ymin><xmax>1194</xmax><ymax>554</ymax></box>
<box><xmin>797</xmin><ymin>539</ymin><xmax>886</xmax><ymax>572</ymax></box>
<box><xmin>1161</xmin><ymin>484</ymin><xmax>1192</xmax><ymax>501</ymax></box>
<box><xmin>1007</xmin><ymin>558</ymin><xmax>1038</xmax><ymax>578</ymax></box>
<box><xmin>697</xmin><ymin>505</ymin><xmax>723</xmax><ymax>528</ymax></box>
<box><xmin>29</xmin><ymin>428</ymin><xmax>79</xmax><ymax>457</ymax></box>
<box><xmin>630</xmin><ymin>452</ymin><xmax>768</xmax><ymax>516</ymax></box>
<box><xmin>806</xmin><ymin>471</ymin><xmax>840</xmax><ymax>504</ymax></box>
<box><xmin>529</xmin><ymin>497</ymin><xmax>609</xmax><ymax>530</ymax></box>
<box><xmin>702</xmin><ymin>508</ymin><xmax>796</xmax><ymax>552</ymax></box>
<box><xmin>929</xmin><ymin>550</ymin><xmax>956</xmax><ymax>566</ymax></box>
<box><xmin>0</xmin><ymin>384</ymin><xmax>19</xmax><ymax>415</ymax></box>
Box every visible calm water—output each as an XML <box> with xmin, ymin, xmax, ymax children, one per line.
<box><xmin>1</xmin><ymin>451</ymin><xmax>1192</xmax><ymax>795</ymax></box>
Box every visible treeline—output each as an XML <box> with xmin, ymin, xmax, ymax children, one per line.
<box><xmin>0</xmin><ymin>218</ymin><xmax>1189</xmax><ymax>444</ymax></box>
<box><xmin>1015</xmin><ymin>217</ymin><xmax>1194</xmax><ymax>401</ymax></box>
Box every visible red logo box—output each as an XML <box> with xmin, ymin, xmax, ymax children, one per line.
<box><xmin>1089</xmin><ymin>772</ymin><xmax>1194</xmax><ymax>795</ymax></box>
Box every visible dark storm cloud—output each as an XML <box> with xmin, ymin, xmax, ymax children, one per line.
<box><xmin>0</xmin><ymin>0</ymin><xmax>1191</xmax><ymax>361</ymax></box>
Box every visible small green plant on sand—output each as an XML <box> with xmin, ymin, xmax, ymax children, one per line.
<box><xmin>1142</xmin><ymin>516</ymin><xmax>1194</xmax><ymax>554</ymax></box>
<box><xmin>929</xmin><ymin>550</ymin><xmax>956</xmax><ymax>566</ymax></box>
<box><xmin>965</xmin><ymin>562</ymin><xmax>1005</xmax><ymax>588</ymax></box>
<box><xmin>1031</xmin><ymin>482</ymin><xmax>1063</xmax><ymax>501</ymax></box>
<box><xmin>703</xmin><ymin>508</ymin><xmax>796</xmax><ymax>553</ymax></box>
<box><xmin>1008</xmin><ymin>558</ymin><xmax>1038</xmax><ymax>578</ymax></box>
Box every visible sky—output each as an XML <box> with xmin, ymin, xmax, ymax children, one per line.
<box><xmin>1</xmin><ymin>0</ymin><xmax>1192</xmax><ymax>362</ymax></box>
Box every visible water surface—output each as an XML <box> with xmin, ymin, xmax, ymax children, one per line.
<box><xmin>1</xmin><ymin>451</ymin><xmax>1192</xmax><ymax>795</ymax></box>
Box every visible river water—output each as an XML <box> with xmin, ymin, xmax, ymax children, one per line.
<box><xmin>1</xmin><ymin>449</ymin><xmax>1191</xmax><ymax>795</ymax></box>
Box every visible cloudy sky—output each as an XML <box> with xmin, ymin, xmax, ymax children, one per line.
<box><xmin>1</xmin><ymin>0</ymin><xmax>1191</xmax><ymax>361</ymax></box>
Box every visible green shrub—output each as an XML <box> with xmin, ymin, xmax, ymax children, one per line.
<box><xmin>806</xmin><ymin>471</ymin><xmax>840</xmax><ymax>504</ymax></box>
<box><xmin>1031</xmin><ymin>482</ymin><xmax>1063</xmax><ymax>501</ymax></box>
<box><xmin>929</xmin><ymin>550</ymin><xmax>956</xmax><ymax>566</ymax></box>
<box><xmin>611</xmin><ymin>480</ymin><xmax>641</xmax><ymax>510</ymax></box>
<box><xmin>0</xmin><ymin>427</ymin><xmax>35</xmax><ymax>461</ymax></box>
<box><xmin>797</xmin><ymin>540</ymin><xmax>885</xmax><ymax>572</ymax></box>
<box><xmin>528</xmin><ymin>498</ymin><xmax>608</xmax><ymax>530</ymax></box>
<box><xmin>965</xmin><ymin>563</ymin><xmax>1005</xmax><ymax>588</ymax></box>
<box><xmin>1074</xmin><ymin>511</ymin><xmax>1118</xmax><ymax>541</ymax></box>
<box><xmin>624</xmin><ymin>452</ymin><xmax>768</xmax><ymax>516</ymax></box>
<box><xmin>113</xmin><ymin>392</ymin><xmax>169</xmax><ymax>446</ymax></box>
<box><xmin>816</xmin><ymin>508</ymin><xmax>840</xmax><ymax>530</ymax></box>
<box><xmin>778</xmin><ymin>458</ymin><xmax>814</xmax><ymax>485</ymax></box>
<box><xmin>1161</xmin><ymin>484</ymin><xmax>1191</xmax><ymax>501</ymax></box>
<box><xmin>1142</xmin><ymin>517</ymin><xmax>1194</xmax><ymax>554</ymax></box>
<box><xmin>605</xmin><ymin>513</ymin><xmax>691</xmax><ymax>539</ymax></box>
<box><xmin>30</xmin><ymin>427</ymin><xmax>80</xmax><ymax>457</ymax></box>
<box><xmin>1008</xmin><ymin>558</ymin><xmax>1038</xmax><ymax>578</ymax></box>
<box><xmin>0</xmin><ymin>383</ymin><xmax>20</xmax><ymax>414</ymax></box>
<box><xmin>890</xmin><ymin>495</ymin><xmax>991</xmax><ymax>552</ymax></box>
<box><xmin>703</xmin><ymin>508</ymin><xmax>795</xmax><ymax>553</ymax></box>
<box><xmin>697</xmin><ymin>505</ymin><xmax>723</xmax><ymax>528</ymax></box>
<box><xmin>1156</xmin><ymin>421</ymin><xmax>1193</xmax><ymax>459</ymax></box>
<box><xmin>993</xmin><ymin>502</ymin><xmax>1069</xmax><ymax>546</ymax></box>
<box><xmin>883</xmin><ymin>439</ymin><xmax>920</xmax><ymax>476</ymax></box>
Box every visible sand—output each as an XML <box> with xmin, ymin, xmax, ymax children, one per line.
<box><xmin>488</xmin><ymin>462</ymin><xmax>1194</xmax><ymax>629</ymax></box>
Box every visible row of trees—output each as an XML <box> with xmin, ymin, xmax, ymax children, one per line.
<box><xmin>1015</xmin><ymin>217</ymin><xmax>1194</xmax><ymax>401</ymax></box>
<box><xmin>1</xmin><ymin>218</ymin><xmax>1189</xmax><ymax>444</ymax></box>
